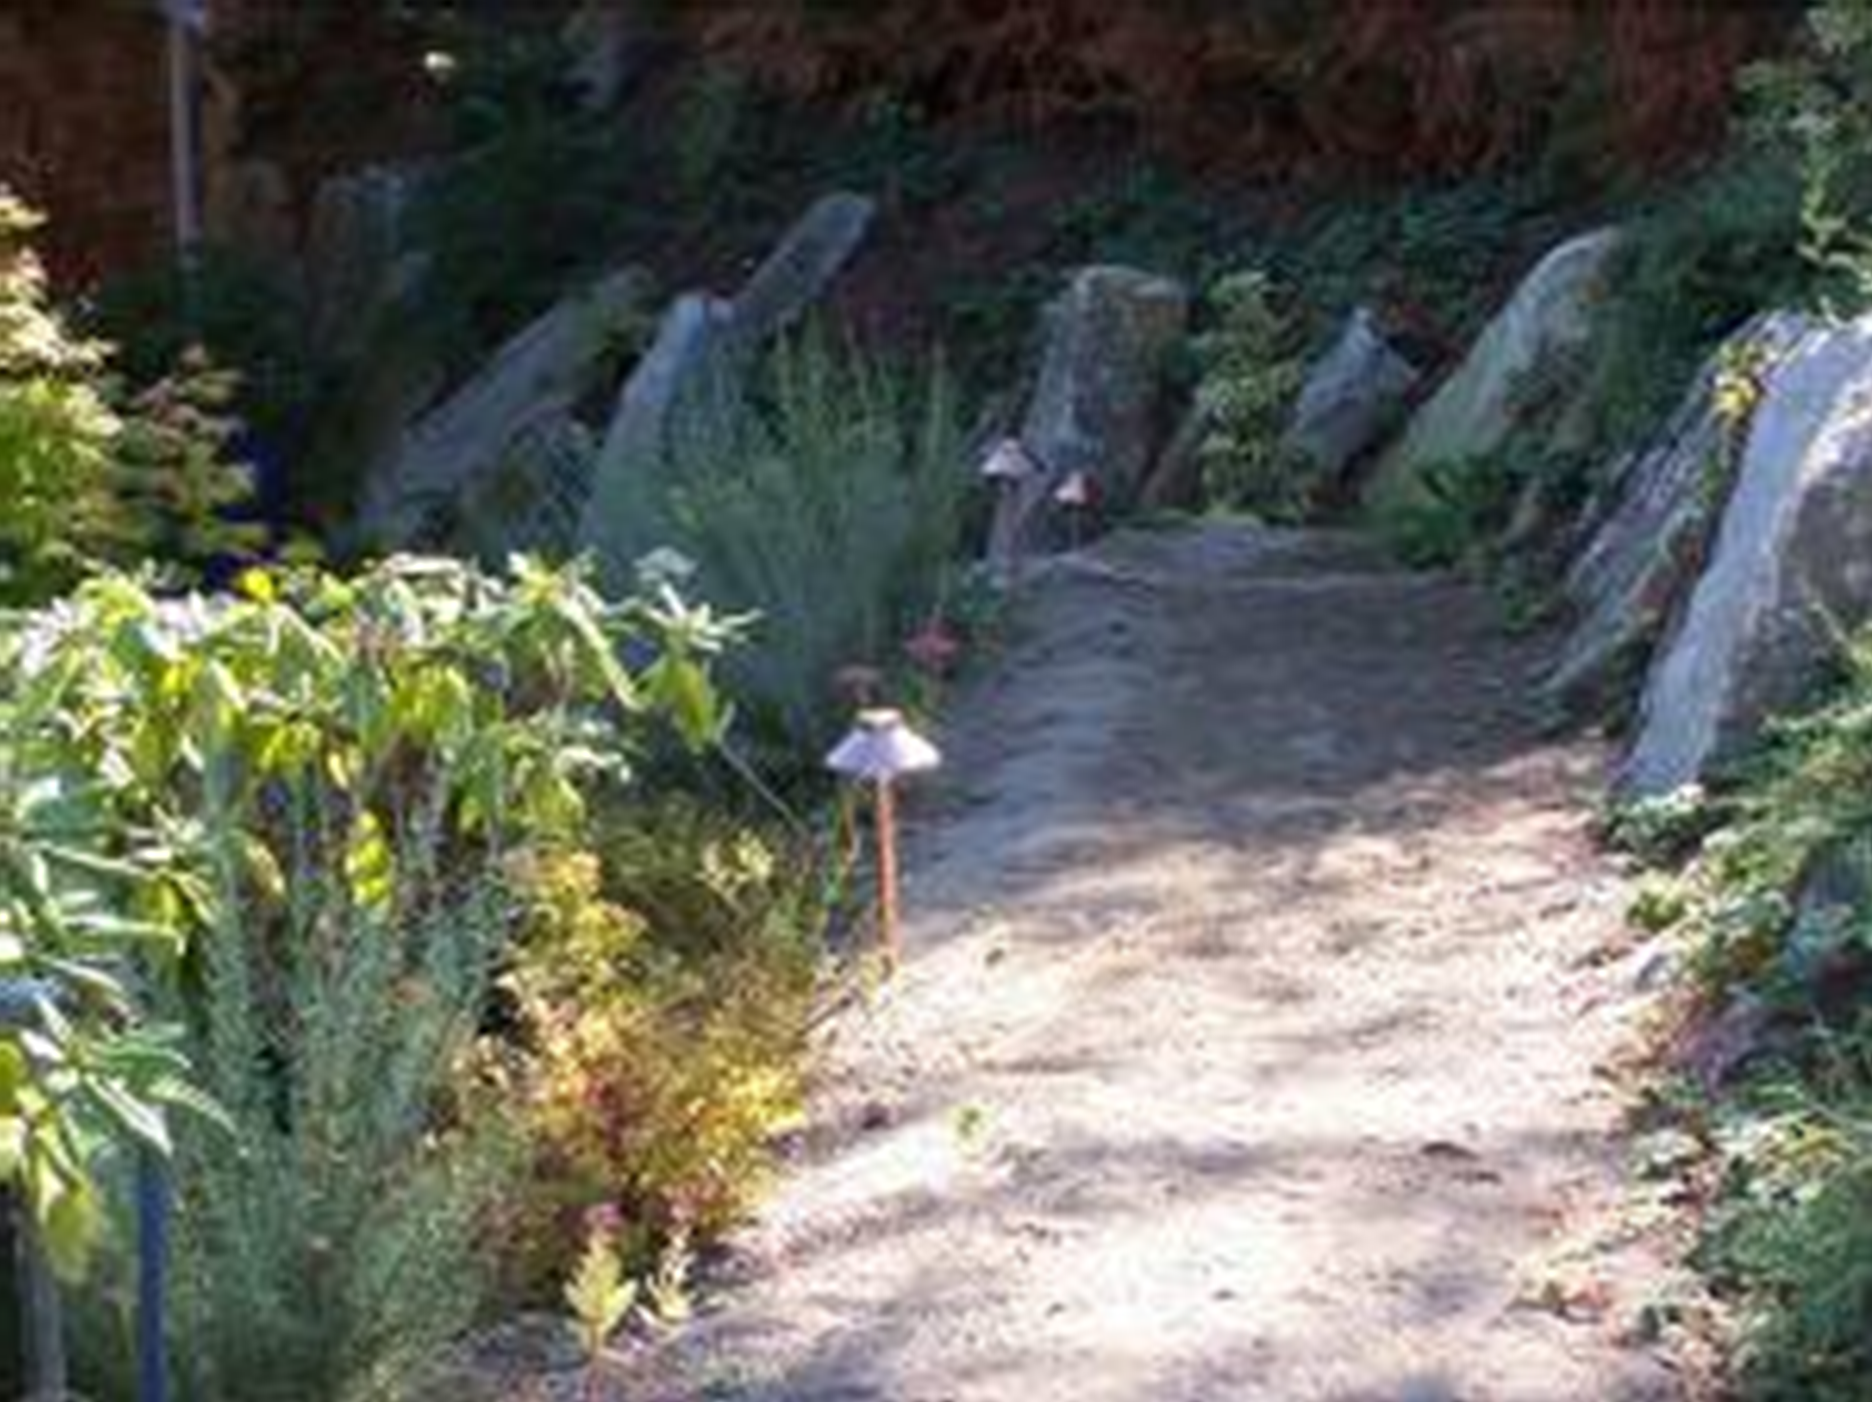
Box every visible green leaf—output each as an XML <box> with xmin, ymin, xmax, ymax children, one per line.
<box><xmin>82</xmin><ymin>1078</ymin><xmax>172</xmax><ymax>1158</ymax></box>
<box><xmin>39</xmin><ymin>1177</ymin><xmax>102</xmax><ymax>1285</ymax></box>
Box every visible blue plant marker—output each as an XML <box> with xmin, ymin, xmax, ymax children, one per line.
<box><xmin>137</xmin><ymin>1156</ymin><xmax>169</xmax><ymax>1402</ymax></box>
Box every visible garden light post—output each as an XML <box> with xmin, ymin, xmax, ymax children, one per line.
<box><xmin>1054</xmin><ymin>470</ymin><xmax>1095</xmax><ymax>551</ymax></box>
<box><xmin>160</xmin><ymin>0</ymin><xmax>208</xmax><ymax>260</ymax></box>
<box><xmin>981</xmin><ymin>437</ymin><xmax>1041</xmax><ymax>588</ymax></box>
<box><xmin>827</xmin><ymin>709</ymin><xmax>942</xmax><ymax>972</ymax></box>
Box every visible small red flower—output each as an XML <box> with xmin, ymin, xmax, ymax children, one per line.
<box><xmin>904</xmin><ymin>620</ymin><xmax>963</xmax><ymax>676</ymax></box>
<box><xmin>583</xmin><ymin>1202</ymin><xmax>626</xmax><ymax>1242</ymax></box>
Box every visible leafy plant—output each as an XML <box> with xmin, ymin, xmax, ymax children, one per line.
<box><xmin>0</xmin><ymin>190</ymin><xmax>257</xmax><ymax>603</ymax></box>
<box><xmin>1375</xmin><ymin>452</ymin><xmax>1524</xmax><ymax>570</ymax></box>
<box><xmin>1639</xmin><ymin>622</ymin><xmax>1872</xmax><ymax>1400</ymax></box>
<box><xmin>1701</xmin><ymin>1039</ymin><xmax>1872</xmax><ymax>1399</ymax></box>
<box><xmin>1575</xmin><ymin>155</ymin><xmax>1808</xmax><ymax>457</ymax></box>
<box><xmin>88</xmin><ymin>244</ymin><xmax>326</xmax><ymax>461</ymax></box>
<box><xmin>602</xmin><ymin>333</ymin><xmax>969</xmax><ymax>762</ymax></box>
<box><xmin>1746</xmin><ymin>0</ymin><xmax>1872</xmax><ymax>312</ymax></box>
<box><xmin>498</xmin><ymin>797</ymin><xmax>823</xmax><ymax>1292</ymax></box>
<box><xmin>564</xmin><ymin>1205</ymin><xmax>638</xmax><ymax>1393</ymax></box>
<box><xmin>32</xmin><ymin>556</ymin><xmax>735</xmax><ymax>1399</ymax></box>
<box><xmin>1192</xmin><ymin>270</ymin><xmax>1309</xmax><ymax>518</ymax></box>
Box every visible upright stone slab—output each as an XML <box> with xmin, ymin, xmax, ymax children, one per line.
<box><xmin>577</xmin><ymin>293</ymin><xmax>735</xmax><ymax>581</ymax></box>
<box><xmin>1545</xmin><ymin>312</ymin><xmax>1812</xmax><ymax>718</ymax></box>
<box><xmin>726</xmin><ymin>192</ymin><xmax>876</xmax><ymax>351</ymax></box>
<box><xmin>578</xmin><ymin>193</ymin><xmax>877</xmax><ymax>585</ymax></box>
<box><xmin>1282</xmin><ymin>307</ymin><xmax>1421</xmax><ymax>490</ymax></box>
<box><xmin>1368</xmin><ymin>228</ymin><xmax>1622</xmax><ymax>509</ymax></box>
<box><xmin>304</xmin><ymin>163</ymin><xmax>432</xmax><ymax>355</ymax></box>
<box><xmin>360</xmin><ymin>266</ymin><xmax>648</xmax><ymax>549</ymax></box>
<box><xmin>1621</xmin><ymin>314</ymin><xmax>1872</xmax><ymax>798</ymax></box>
<box><xmin>992</xmin><ymin>266</ymin><xmax>1188</xmax><ymax>566</ymax></box>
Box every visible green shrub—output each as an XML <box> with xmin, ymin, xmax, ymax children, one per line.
<box><xmin>1192</xmin><ymin>269</ymin><xmax>1310</xmax><ymax>519</ymax></box>
<box><xmin>602</xmin><ymin>334</ymin><xmax>970</xmax><ymax>764</ymax></box>
<box><xmin>1702</xmin><ymin>1042</ymin><xmax>1872</xmax><ymax>1399</ymax></box>
<box><xmin>1746</xmin><ymin>0</ymin><xmax>1872</xmax><ymax>313</ymax></box>
<box><xmin>1644</xmin><ymin>626</ymin><xmax>1872</xmax><ymax>1400</ymax></box>
<box><xmin>1375</xmin><ymin>452</ymin><xmax>1524</xmax><ymax>570</ymax></box>
<box><xmin>1668</xmin><ymin>634</ymin><xmax>1872</xmax><ymax>997</ymax></box>
<box><xmin>1576</xmin><ymin>155</ymin><xmax>1808</xmax><ymax>456</ymax></box>
<box><xmin>89</xmin><ymin>244</ymin><xmax>326</xmax><ymax>458</ymax></box>
<box><xmin>497</xmin><ymin>798</ymin><xmax>824</xmax><ymax>1293</ymax></box>
<box><xmin>31</xmin><ymin>556</ymin><xmax>735</xmax><ymax>1399</ymax></box>
<box><xmin>0</xmin><ymin>190</ymin><xmax>257</xmax><ymax>603</ymax></box>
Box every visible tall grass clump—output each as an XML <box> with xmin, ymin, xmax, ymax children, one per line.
<box><xmin>607</xmin><ymin>333</ymin><xmax>969</xmax><ymax>765</ymax></box>
<box><xmin>41</xmin><ymin>557</ymin><xmax>734</xmax><ymax>1400</ymax></box>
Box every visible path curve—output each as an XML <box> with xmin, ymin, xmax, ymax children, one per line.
<box><xmin>679</xmin><ymin>524</ymin><xmax>1676</xmax><ymax>1401</ymax></box>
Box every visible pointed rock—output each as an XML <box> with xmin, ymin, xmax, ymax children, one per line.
<box><xmin>1545</xmin><ymin>312</ymin><xmax>1812</xmax><ymax>719</ymax></box>
<box><xmin>1622</xmin><ymin>314</ymin><xmax>1872</xmax><ymax>798</ymax></box>
<box><xmin>1368</xmin><ymin>228</ymin><xmax>1622</xmax><ymax>510</ymax></box>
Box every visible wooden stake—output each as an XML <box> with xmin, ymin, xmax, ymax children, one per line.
<box><xmin>874</xmin><ymin>777</ymin><xmax>901</xmax><ymax>972</ymax></box>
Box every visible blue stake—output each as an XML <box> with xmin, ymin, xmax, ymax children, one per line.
<box><xmin>136</xmin><ymin>1156</ymin><xmax>169</xmax><ymax>1402</ymax></box>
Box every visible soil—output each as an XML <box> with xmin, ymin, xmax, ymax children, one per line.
<box><xmin>643</xmin><ymin>522</ymin><xmax>1686</xmax><ymax>1401</ymax></box>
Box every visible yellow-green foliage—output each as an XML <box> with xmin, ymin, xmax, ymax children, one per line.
<box><xmin>500</xmin><ymin>799</ymin><xmax>822</xmax><ymax>1285</ymax></box>
<box><xmin>30</xmin><ymin>556</ymin><xmax>737</xmax><ymax>1399</ymax></box>
<box><xmin>1193</xmin><ymin>269</ymin><xmax>1308</xmax><ymax>519</ymax></box>
<box><xmin>0</xmin><ymin>189</ymin><xmax>255</xmax><ymax>603</ymax></box>
<box><xmin>0</xmin><ymin>191</ymin><xmax>123</xmax><ymax>598</ymax></box>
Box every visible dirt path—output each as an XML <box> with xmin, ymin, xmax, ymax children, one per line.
<box><xmin>675</xmin><ymin>524</ymin><xmax>1677</xmax><ymax>1401</ymax></box>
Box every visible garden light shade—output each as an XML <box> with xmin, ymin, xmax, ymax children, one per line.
<box><xmin>1054</xmin><ymin>471</ymin><xmax>1094</xmax><ymax>508</ymax></box>
<box><xmin>827</xmin><ymin>709</ymin><xmax>943</xmax><ymax>781</ymax></box>
<box><xmin>980</xmin><ymin>437</ymin><xmax>1039</xmax><ymax>483</ymax></box>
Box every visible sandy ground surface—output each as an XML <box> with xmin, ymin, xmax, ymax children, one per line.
<box><xmin>661</xmin><ymin>524</ymin><xmax>1681</xmax><ymax>1401</ymax></box>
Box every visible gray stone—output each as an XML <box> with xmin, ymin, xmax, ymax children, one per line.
<box><xmin>1368</xmin><ymin>228</ymin><xmax>1622</xmax><ymax>509</ymax></box>
<box><xmin>1139</xmin><ymin>401</ymin><xmax>1213</xmax><ymax>512</ymax></box>
<box><xmin>561</xmin><ymin>1</ymin><xmax>653</xmax><ymax>112</ymax></box>
<box><xmin>1621</xmin><ymin>313</ymin><xmax>1872</xmax><ymax>798</ymax></box>
<box><xmin>578</xmin><ymin>292</ymin><xmax>735</xmax><ymax>581</ymax></box>
<box><xmin>992</xmin><ymin>266</ymin><xmax>1189</xmax><ymax>568</ymax></box>
<box><xmin>304</xmin><ymin>163</ymin><xmax>432</xmax><ymax>355</ymax></box>
<box><xmin>1683</xmin><ymin>994</ymin><xmax>1774</xmax><ymax>1093</ymax></box>
<box><xmin>727</xmin><ymin>192</ymin><xmax>876</xmax><ymax>351</ymax></box>
<box><xmin>361</xmin><ymin>266</ymin><xmax>649</xmax><ymax>549</ymax></box>
<box><xmin>1545</xmin><ymin>313</ymin><xmax>1814</xmax><ymax>719</ymax></box>
<box><xmin>1282</xmin><ymin>307</ymin><xmax>1421</xmax><ymax>489</ymax></box>
<box><xmin>578</xmin><ymin>194</ymin><xmax>878</xmax><ymax>583</ymax></box>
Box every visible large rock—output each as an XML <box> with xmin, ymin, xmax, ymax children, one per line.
<box><xmin>1139</xmin><ymin>401</ymin><xmax>1212</xmax><ymax>511</ymax></box>
<box><xmin>562</xmin><ymin>1</ymin><xmax>654</xmax><ymax>112</ymax></box>
<box><xmin>1283</xmin><ymin>307</ymin><xmax>1422</xmax><ymax>490</ymax></box>
<box><xmin>991</xmin><ymin>266</ymin><xmax>1189</xmax><ymax>565</ymax></box>
<box><xmin>1621</xmin><ymin>314</ymin><xmax>1872</xmax><ymax>798</ymax></box>
<box><xmin>455</xmin><ymin>416</ymin><xmax>600</xmax><ymax>562</ymax></box>
<box><xmin>577</xmin><ymin>293</ymin><xmax>735</xmax><ymax>581</ymax></box>
<box><xmin>1545</xmin><ymin>313</ymin><xmax>1813</xmax><ymax>718</ymax></box>
<box><xmin>361</xmin><ymin>267</ymin><xmax>649</xmax><ymax>549</ymax></box>
<box><xmin>725</xmin><ymin>192</ymin><xmax>876</xmax><ymax>352</ymax></box>
<box><xmin>578</xmin><ymin>194</ymin><xmax>876</xmax><ymax>581</ymax></box>
<box><xmin>304</xmin><ymin>163</ymin><xmax>432</xmax><ymax>355</ymax></box>
<box><xmin>1368</xmin><ymin>228</ymin><xmax>1622</xmax><ymax>508</ymax></box>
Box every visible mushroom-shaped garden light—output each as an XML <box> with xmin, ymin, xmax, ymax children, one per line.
<box><xmin>1053</xmin><ymin>470</ymin><xmax>1097</xmax><ymax>551</ymax></box>
<box><xmin>827</xmin><ymin>708</ymin><xmax>942</xmax><ymax>972</ymax></box>
<box><xmin>980</xmin><ymin>437</ymin><xmax>1040</xmax><ymax>586</ymax></box>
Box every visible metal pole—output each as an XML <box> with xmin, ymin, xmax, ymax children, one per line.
<box><xmin>874</xmin><ymin>777</ymin><xmax>901</xmax><ymax>972</ymax></box>
<box><xmin>136</xmin><ymin>1156</ymin><xmax>170</xmax><ymax>1401</ymax></box>
<box><xmin>165</xmin><ymin>3</ymin><xmax>202</xmax><ymax>258</ymax></box>
<box><xmin>18</xmin><ymin>1202</ymin><xmax>66</xmax><ymax>1402</ymax></box>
